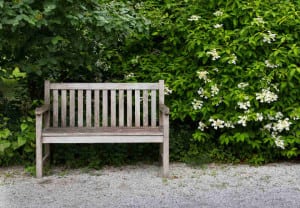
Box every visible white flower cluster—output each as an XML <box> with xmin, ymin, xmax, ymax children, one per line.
<box><xmin>209</xmin><ymin>118</ymin><xmax>225</xmax><ymax>130</ymax></box>
<box><xmin>198</xmin><ymin>121</ymin><xmax>207</xmax><ymax>131</ymax></box>
<box><xmin>292</xmin><ymin>116</ymin><xmax>300</xmax><ymax>120</ymax></box>
<box><xmin>272</xmin><ymin>134</ymin><xmax>285</xmax><ymax>149</ymax></box>
<box><xmin>265</xmin><ymin>60</ymin><xmax>279</xmax><ymax>68</ymax></box>
<box><xmin>197</xmin><ymin>71</ymin><xmax>210</xmax><ymax>83</ymax></box>
<box><xmin>164</xmin><ymin>86</ymin><xmax>173</xmax><ymax>95</ymax></box>
<box><xmin>206</xmin><ymin>49</ymin><xmax>220</xmax><ymax>61</ymax></box>
<box><xmin>192</xmin><ymin>99</ymin><xmax>203</xmax><ymax>110</ymax></box>
<box><xmin>188</xmin><ymin>15</ymin><xmax>201</xmax><ymax>21</ymax></box>
<box><xmin>267</xmin><ymin>112</ymin><xmax>283</xmax><ymax>121</ymax></box>
<box><xmin>237</xmin><ymin>101</ymin><xmax>251</xmax><ymax>110</ymax></box>
<box><xmin>125</xmin><ymin>72</ymin><xmax>135</xmax><ymax>79</ymax></box>
<box><xmin>237</xmin><ymin>82</ymin><xmax>249</xmax><ymax>89</ymax></box>
<box><xmin>263</xmin><ymin>117</ymin><xmax>292</xmax><ymax>133</ymax></box>
<box><xmin>197</xmin><ymin>87</ymin><xmax>208</xmax><ymax>99</ymax></box>
<box><xmin>263</xmin><ymin>31</ymin><xmax>276</xmax><ymax>44</ymax></box>
<box><xmin>213</xmin><ymin>10</ymin><xmax>223</xmax><ymax>17</ymax></box>
<box><xmin>214</xmin><ymin>24</ymin><xmax>223</xmax><ymax>29</ymax></box>
<box><xmin>273</xmin><ymin>118</ymin><xmax>292</xmax><ymax>132</ymax></box>
<box><xmin>255</xmin><ymin>113</ymin><xmax>264</xmax><ymax>121</ymax></box>
<box><xmin>237</xmin><ymin>115</ymin><xmax>248</xmax><ymax>127</ymax></box>
<box><xmin>228</xmin><ymin>53</ymin><xmax>237</xmax><ymax>64</ymax></box>
<box><xmin>211</xmin><ymin>84</ymin><xmax>219</xmax><ymax>96</ymax></box>
<box><xmin>256</xmin><ymin>88</ymin><xmax>278</xmax><ymax>103</ymax></box>
<box><xmin>224</xmin><ymin>121</ymin><xmax>235</xmax><ymax>128</ymax></box>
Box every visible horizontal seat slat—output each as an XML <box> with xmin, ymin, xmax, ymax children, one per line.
<box><xmin>42</xmin><ymin>136</ymin><xmax>163</xmax><ymax>143</ymax></box>
<box><xmin>50</xmin><ymin>83</ymin><xmax>159</xmax><ymax>90</ymax></box>
<box><xmin>42</xmin><ymin>127</ymin><xmax>163</xmax><ymax>136</ymax></box>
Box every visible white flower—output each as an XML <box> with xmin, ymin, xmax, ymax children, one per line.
<box><xmin>256</xmin><ymin>88</ymin><xmax>278</xmax><ymax>103</ymax></box>
<box><xmin>265</xmin><ymin>60</ymin><xmax>279</xmax><ymax>68</ymax></box>
<box><xmin>292</xmin><ymin>116</ymin><xmax>299</xmax><ymax>120</ymax></box>
<box><xmin>264</xmin><ymin>123</ymin><xmax>272</xmax><ymax>131</ymax></box>
<box><xmin>213</xmin><ymin>10</ymin><xmax>223</xmax><ymax>17</ymax></box>
<box><xmin>273</xmin><ymin>118</ymin><xmax>292</xmax><ymax>132</ymax></box>
<box><xmin>198</xmin><ymin>121</ymin><xmax>207</xmax><ymax>131</ymax></box>
<box><xmin>188</xmin><ymin>15</ymin><xmax>201</xmax><ymax>21</ymax></box>
<box><xmin>237</xmin><ymin>82</ymin><xmax>249</xmax><ymax>89</ymax></box>
<box><xmin>192</xmin><ymin>99</ymin><xmax>203</xmax><ymax>110</ymax></box>
<box><xmin>214</xmin><ymin>24</ymin><xmax>223</xmax><ymax>29</ymax></box>
<box><xmin>275</xmin><ymin>112</ymin><xmax>284</xmax><ymax>120</ymax></box>
<box><xmin>197</xmin><ymin>71</ymin><xmax>209</xmax><ymax>80</ymax></box>
<box><xmin>211</xmin><ymin>84</ymin><xmax>219</xmax><ymax>96</ymax></box>
<box><xmin>164</xmin><ymin>86</ymin><xmax>173</xmax><ymax>95</ymax></box>
<box><xmin>213</xmin><ymin>68</ymin><xmax>219</xmax><ymax>72</ymax></box>
<box><xmin>125</xmin><ymin>72</ymin><xmax>135</xmax><ymax>79</ymax></box>
<box><xmin>228</xmin><ymin>53</ymin><xmax>237</xmax><ymax>64</ymax></box>
<box><xmin>225</xmin><ymin>121</ymin><xmax>235</xmax><ymax>128</ymax></box>
<box><xmin>255</xmin><ymin>113</ymin><xmax>264</xmax><ymax>121</ymax></box>
<box><xmin>209</xmin><ymin>118</ymin><xmax>225</xmax><ymax>130</ymax></box>
<box><xmin>237</xmin><ymin>115</ymin><xmax>248</xmax><ymax>127</ymax></box>
<box><xmin>263</xmin><ymin>31</ymin><xmax>276</xmax><ymax>44</ymax></box>
<box><xmin>237</xmin><ymin>101</ymin><xmax>251</xmax><ymax>110</ymax></box>
<box><xmin>272</xmin><ymin>134</ymin><xmax>285</xmax><ymax>149</ymax></box>
<box><xmin>206</xmin><ymin>49</ymin><xmax>220</xmax><ymax>61</ymax></box>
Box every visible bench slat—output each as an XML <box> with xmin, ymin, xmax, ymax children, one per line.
<box><xmin>102</xmin><ymin>90</ymin><xmax>108</xmax><ymax>127</ymax></box>
<box><xmin>86</xmin><ymin>90</ymin><xmax>92</xmax><ymax>127</ymax></box>
<box><xmin>43</xmin><ymin>127</ymin><xmax>163</xmax><ymax>136</ymax></box>
<box><xmin>135</xmin><ymin>90</ymin><xmax>140</xmax><ymax>127</ymax></box>
<box><xmin>151</xmin><ymin>90</ymin><xmax>157</xmax><ymax>127</ymax></box>
<box><xmin>94</xmin><ymin>90</ymin><xmax>100</xmax><ymax>127</ymax></box>
<box><xmin>143</xmin><ymin>90</ymin><xmax>148</xmax><ymax>126</ymax></box>
<box><xmin>69</xmin><ymin>90</ymin><xmax>75</xmax><ymax>127</ymax></box>
<box><xmin>119</xmin><ymin>90</ymin><xmax>124</xmax><ymax>127</ymax></box>
<box><xmin>61</xmin><ymin>90</ymin><xmax>67</xmax><ymax>127</ymax></box>
<box><xmin>127</xmin><ymin>90</ymin><xmax>132</xmax><ymax>127</ymax></box>
<box><xmin>43</xmin><ymin>136</ymin><xmax>163</xmax><ymax>144</ymax></box>
<box><xmin>50</xmin><ymin>83</ymin><xmax>159</xmax><ymax>90</ymax></box>
<box><xmin>111</xmin><ymin>90</ymin><xmax>116</xmax><ymax>127</ymax></box>
<box><xmin>53</xmin><ymin>90</ymin><xmax>59</xmax><ymax>127</ymax></box>
<box><xmin>78</xmin><ymin>90</ymin><xmax>83</xmax><ymax>127</ymax></box>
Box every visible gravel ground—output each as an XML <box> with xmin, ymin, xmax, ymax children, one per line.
<box><xmin>0</xmin><ymin>162</ymin><xmax>300</xmax><ymax>208</ymax></box>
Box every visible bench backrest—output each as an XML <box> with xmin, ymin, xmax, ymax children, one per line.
<box><xmin>44</xmin><ymin>80</ymin><xmax>165</xmax><ymax>128</ymax></box>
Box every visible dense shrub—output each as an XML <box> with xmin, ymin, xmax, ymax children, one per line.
<box><xmin>121</xmin><ymin>0</ymin><xmax>300</xmax><ymax>164</ymax></box>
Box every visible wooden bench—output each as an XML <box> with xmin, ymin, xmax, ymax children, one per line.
<box><xmin>35</xmin><ymin>80</ymin><xmax>169</xmax><ymax>178</ymax></box>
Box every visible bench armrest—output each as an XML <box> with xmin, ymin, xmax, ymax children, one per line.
<box><xmin>35</xmin><ymin>104</ymin><xmax>50</xmax><ymax>115</ymax></box>
<box><xmin>159</xmin><ymin>104</ymin><xmax>170</xmax><ymax>115</ymax></box>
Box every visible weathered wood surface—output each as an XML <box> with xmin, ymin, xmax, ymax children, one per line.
<box><xmin>36</xmin><ymin>80</ymin><xmax>169</xmax><ymax>177</ymax></box>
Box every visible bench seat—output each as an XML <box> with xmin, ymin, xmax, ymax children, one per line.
<box><xmin>42</xmin><ymin>127</ymin><xmax>164</xmax><ymax>143</ymax></box>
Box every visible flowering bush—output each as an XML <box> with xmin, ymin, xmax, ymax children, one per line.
<box><xmin>122</xmin><ymin>0</ymin><xmax>300</xmax><ymax>163</ymax></box>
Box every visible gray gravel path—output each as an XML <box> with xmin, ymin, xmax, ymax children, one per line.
<box><xmin>1</xmin><ymin>162</ymin><xmax>300</xmax><ymax>208</ymax></box>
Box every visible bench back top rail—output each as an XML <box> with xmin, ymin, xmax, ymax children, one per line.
<box><xmin>44</xmin><ymin>80</ymin><xmax>165</xmax><ymax>128</ymax></box>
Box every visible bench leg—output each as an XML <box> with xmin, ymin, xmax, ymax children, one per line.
<box><xmin>36</xmin><ymin>139</ymin><xmax>43</xmax><ymax>178</ymax></box>
<box><xmin>162</xmin><ymin>141</ymin><xmax>169</xmax><ymax>177</ymax></box>
<box><xmin>36</xmin><ymin>115</ymin><xmax>43</xmax><ymax>178</ymax></box>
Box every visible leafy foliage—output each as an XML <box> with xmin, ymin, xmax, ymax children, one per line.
<box><xmin>120</xmin><ymin>0</ymin><xmax>300</xmax><ymax>164</ymax></box>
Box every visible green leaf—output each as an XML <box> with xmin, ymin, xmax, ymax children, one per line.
<box><xmin>0</xmin><ymin>140</ymin><xmax>11</xmax><ymax>153</ymax></box>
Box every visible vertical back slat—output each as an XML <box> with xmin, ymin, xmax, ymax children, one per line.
<box><xmin>143</xmin><ymin>90</ymin><xmax>148</xmax><ymax>126</ymax></box>
<box><xmin>86</xmin><ymin>90</ymin><xmax>92</xmax><ymax>127</ymax></box>
<box><xmin>159</xmin><ymin>80</ymin><xmax>164</xmax><ymax>126</ymax></box>
<box><xmin>44</xmin><ymin>80</ymin><xmax>50</xmax><ymax>127</ymax></box>
<box><xmin>61</xmin><ymin>90</ymin><xmax>67</xmax><ymax>127</ymax></box>
<box><xmin>119</xmin><ymin>90</ymin><xmax>124</xmax><ymax>127</ymax></box>
<box><xmin>111</xmin><ymin>90</ymin><xmax>116</xmax><ymax>127</ymax></box>
<box><xmin>151</xmin><ymin>90</ymin><xmax>157</xmax><ymax>127</ymax></box>
<box><xmin>135</xmin><ymin>90</ymin><xmax>140</xmax><ymax>127</ymax></box>
<box><xmin>94</xmin><ymin>90</ymin><xmax>100</xmax><ymax>127</ymax></box>
<box><xmin>53</xmin><ymin>90</ymin><xmax>59</xmax><ymax>127</ymax></box>
<box><xmin>102</xmin><ymin>90</ymin><xmax>108</xmax><ymax>127</ymax></box>
<box><xmin>78</xmin><ymin>90</ymin><xmax>83</xmax><ymax>127</ymax></box>
<box><xmin>127</xmin><ymin>90</ymin><xmax>132</xmax><ymax>127</ymax></box>
<box><xmin>69</xmin><ymin>90</ymin><xmax>75</xmax><ymax>127</ymax></box>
